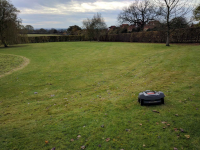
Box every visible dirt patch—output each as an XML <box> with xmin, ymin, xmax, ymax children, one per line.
<box><xmin>0</xmin><ymin>55</ymin><xmax>30</xmax><ymax>78</ymax></box>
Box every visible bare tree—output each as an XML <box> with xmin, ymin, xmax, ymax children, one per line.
<box><xmin>0</xmin><ymin>0</ymin><xmax>24</xmax><ymax>47</ymax></box>
<box><xmin>39</xmin><ymin>28</ymin><xmax>47</xmax><ymax>34</ymax></box>
<box><xmin>193</xmin><ymin>4</ymin><xmax>200</xmax><ymax>21</ymax></box>
<box><xmin>82</xmin><ymin>13</ymin><xmax>107</xmax><ymax>41</ymax></box>
<box><xmin>49</xmin><ymin>28</ymin><xmax>58</xmax><ymax>34</ymax></box>
<box><xmin>25</xmin><ymin>25</ymin><xmax>34</xmax><ymax>33</ymax></box>
<box><xmin>154</xmin><ymin>0</ymin><xmax>195</xmax><ymax>46</ymax></box>
<box><xmin>170</xmin><ymin>16</ymin><xmax>189</xmax><ymax>29</ymax></box>
<box><xmin>67</xmin><ymin>25</ymin><xmax>81</xmax><ymax>35</ymax></box>
<box><xmin>82</xmin><ymin>18</ymin><xmax>94</xmax><ymax>41</ymax></box>
<box><xmin>118</xmin><ymin>0</ymin><xmax>160</xmax><ymax>31</ymax></box>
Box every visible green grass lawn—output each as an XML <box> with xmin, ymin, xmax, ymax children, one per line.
<box><xmin>0</xmin><ymin>42</ymin><xmax>200</xmax><ymax>150</ymax></box>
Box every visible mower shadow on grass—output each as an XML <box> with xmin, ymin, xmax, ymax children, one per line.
<box><xmin>140</xmin><ymin>102</ymin><xmax>164</xmax><ymax>106</ymax></box>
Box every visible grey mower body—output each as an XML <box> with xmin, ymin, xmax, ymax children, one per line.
<box><xmin>138</xmin><ymin>90</ymin><xmax>165</xmax><ymax>105</ymax></box>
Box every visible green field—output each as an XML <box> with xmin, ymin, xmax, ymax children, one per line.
<box><xmin>0</xmin><ymin>42</ymin><xmax>200</xmax><ymax>150</ymax></box>
<box><xmin>27</xmin><ymin>34</ymin><xmax>63</xmax><ymax>37</ymax></box>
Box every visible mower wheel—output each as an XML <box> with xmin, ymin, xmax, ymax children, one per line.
<box><xmin>161</xmin><ymin>98</ymin><xmax>164</xmax><ymax>104</ymax></box>
<box><xmin>140</xmin><ymin>99</ymin><xmax>144</xmax><ymax>106</ymax></box>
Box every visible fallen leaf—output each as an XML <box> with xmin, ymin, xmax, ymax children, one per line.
<box><xmin>70</xmin><ymin>139</ymin><xmax>74</xmax><ymax>142</ymax></box>
<box><xmin>174</xmin><ymin>128</ymin><xmax>179</xmax><ymax>132</ymax></box>
<box><xmin>185</xmin><ymin>135</ymin><xmax>190</xmax><ymax>139</ymax></box>
<box><xmin>152</xmin><ymin>110</ymin><xmax>159</xmax><ymax>113</ymax></box>
<box><xmin>45</xmin><ymin>140</ymin><xmax>49</xmax><ymax>144</ymax></box>
<box><xmin>81</xmin><ymin>145</ymin><xmax>85</xmax><ymax>149</ymax></box>
<box><xmin>106</xmin><ymin>138</ymin><xmax>110</xmax><ymax>142</ymax></box>
<box><xmin>180</xmin><ymin>128</ymin><xmax>184</xmax><ymax>132</ymax></box>
<box><xmin>126</xmin><ymin>129</ymin><xmax>130</xmax><ymax>132</ymax></box>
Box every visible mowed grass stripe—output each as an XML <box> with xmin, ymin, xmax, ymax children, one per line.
<box><xmin>0</xmin><ymin>42</ymin><xmax>199</xmax><ymax>150</ymax></box>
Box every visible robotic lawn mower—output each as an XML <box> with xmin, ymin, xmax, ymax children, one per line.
<box><xmin>138</xmin><ymin>90</ymin><xmax>165</xmax><ymax>106</ymax></box>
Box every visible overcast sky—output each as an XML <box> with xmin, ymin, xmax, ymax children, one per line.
<box><xmin>12</xmin><ymin>0</ymin><xmax>134</xmax><ymax>29</ymax></box>
<box><xmin>11</xmin><ymin>0</ymin><xmax>197</xmax><ymax>29</ymax></box>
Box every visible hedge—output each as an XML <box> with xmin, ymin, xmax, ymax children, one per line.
<box><xmin>19</xmin><ymin>35</ymin><xmax>85</xmax><ymax>44</ymax></box>
<box><xmin>19</xmin><ymin>28</ymin><xmax>200</xmax><ymax>44</ymax></box>
<box><xmin>100</xmin><ymin>28</ymin><xmax>200</xmax><ymax>43</ymax></box>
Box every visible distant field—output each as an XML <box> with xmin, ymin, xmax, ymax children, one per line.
<box><xmin>0</xmin><ymin>42</ymin><xmax>200</xmax><ymax>150</ymax></box>
<box><xmin>27</xmin><ymin>34</ymin><xmax>63</xmax><ymax>37</ymax></box>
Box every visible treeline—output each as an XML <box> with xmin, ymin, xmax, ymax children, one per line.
<box><xmin>23</xmin><ymin>25</ymin><xmax>82</xmax><ymax>35</ymax></box>
<box><xmin>20</xmin><ymin>28</ymin><xmax>200</xmax><ymax>44</ymax></box>
<box><xmin>21</xmin><ymin>27</ymin><xmax>66</xmax><ymax>34</ymax></box>
<box><xmin>101</xmin><ymin>28</ymin><xmax>200</xmax><ymax>43</ymax></box>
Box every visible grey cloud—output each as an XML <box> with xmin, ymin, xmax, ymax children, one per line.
<box><xmin>20</xmin><ymin>10</ymin><xmax>120</xmax><ymax>28</ymax></box>
<box><xmin>12</xmin><ymin>0</ymin><xmax>127</xmax><ymax>28</ymax></box>
<box><xmin>12</xmin><ymin>0</ymin><xmax>126</xmax><ymax>8</ymax></box>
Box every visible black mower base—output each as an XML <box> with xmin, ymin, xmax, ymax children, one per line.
<box><xmin>138</xmin><ymin>90</ymin><xmax>165</xmax><ymax>106</ymax></box>
<box><xmin>138</xmin><ymin>98</ymin><xmax>164</xmax><ymax>106</ymax></box>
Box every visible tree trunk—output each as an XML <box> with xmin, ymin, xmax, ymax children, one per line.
<box><xmin>4</xmin><ymin>43</ymin><xmax>8</xmax><ymax>47</ymax></box>
<box><xmin>166</xmin><ymin>6</ymin><xmax>170</xmax><ymax>46</ymax></box>
<box><xmin>140</xmin><ymin>23</ymin><xmax>144</xmax><ymax>31</ymax></box>
<box><xmin>2</xmin><ymin>37</ymin><xmax>8</xmax><ymax>47</ymax></box>
<box><xmin>166</xmin><ymin>31</ymin><xmax>170</xmax><ymax>46</ymax></box>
